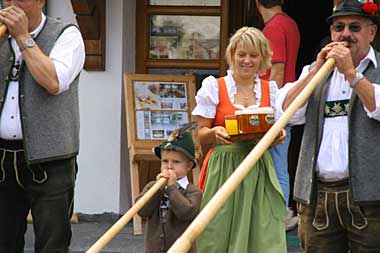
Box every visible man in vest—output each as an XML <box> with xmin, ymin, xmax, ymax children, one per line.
<box><xmin>0</xmin><ymin>0</ymin><xmax>84</xmax><ymax>252</ymax></box>
<box><xmin>278</xmin><ymin>0</ymin><xmax>380</xmax><ymax>252</ymax></box>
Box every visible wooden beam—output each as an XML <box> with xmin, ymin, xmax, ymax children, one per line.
<box><xmin>71</xmin><ymin>0</ymin><xmax>106</xmax><ymax>71</ymax></box>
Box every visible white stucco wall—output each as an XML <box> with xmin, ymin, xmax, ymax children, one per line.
<box><xmin>48</xmin><ymin>0</ymin><xmax>124</xmax><ymax>213</ymax></box>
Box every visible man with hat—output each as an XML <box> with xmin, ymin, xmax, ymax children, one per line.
<box><xmin>136</xmin><ymin>130</ymin><xmax>202</xmax><ymax>253</ymax></box>
<box><xmin>277</xmin><ymin>0</ymin><xmax>380</xmax><ymax>252</ymax></box>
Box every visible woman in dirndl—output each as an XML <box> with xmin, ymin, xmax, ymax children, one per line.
<box><xmin>192</xmin><ymin>26</ymin><xmax>287</xmax><ymax>253</ymax></box>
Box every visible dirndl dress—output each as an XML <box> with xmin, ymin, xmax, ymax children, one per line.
<box><xmin>194</xmin><ymin>76</ymin><xmax>286</xmax><ymax>253</ymax></box>
<box><xmin>196</xmin><ymin>139</ymin><xmax>286</xmax><ymax>253</ymax></box>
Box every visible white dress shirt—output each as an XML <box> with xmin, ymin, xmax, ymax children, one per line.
<box><xmin>177</xmin><ymin>176</ymin><xmax>189</xmax><ymax>189</ymax></box>
<box><xmin>277</xmin><ymin>47</ymin><xmax>380</xmax><ymax>180</ymax></box>
<box><xmin>0</xmin><ymin>13</ymin><xmax>85</xmax><ymax>140</ymax></box>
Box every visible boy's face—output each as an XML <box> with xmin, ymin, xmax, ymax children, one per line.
<box><xmin>160</xmin><ymin>150</ymin><xmax>193</xmax><ymax>179</ymax></box>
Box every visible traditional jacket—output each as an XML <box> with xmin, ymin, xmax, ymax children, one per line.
<box><xmin>137</xmin><ymin>181</ymin><xmax>202</xmax><ymax>253</ymax></box>
<box><xmin>294</xmin><ymin>52</ymin><xmax>380</xmax><ymax>205</ymax></box>
<box><xmin>0</xmin><ymin>17</ymin><xmax>80</xmax><ymax>164</ymax></box>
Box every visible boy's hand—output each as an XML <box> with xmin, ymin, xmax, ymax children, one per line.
<box><xmin>167</xmin><ymin>169</ymin><xmax>177</xmax><ymax>186</ymax></box>
<box><xmin>156</xmin><ymin>171</ymin><xmax>170</xmax><ymax>190</ymax></box>
<box><xmin>156</xmin><ymin>171</ymin><xmax>170</xmax><ymax>181</ymax></box>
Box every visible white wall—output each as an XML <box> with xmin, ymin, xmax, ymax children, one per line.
<box><xmin>48</xmin><ymin>0</ymin><xmax>125</xmax><ymax>213</ymax></box>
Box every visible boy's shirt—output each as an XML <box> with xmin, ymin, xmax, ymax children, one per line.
<box><xmin>176</xmin><ymin>176</ymin><xmax>189</xmax><ymax>189</ymax></box>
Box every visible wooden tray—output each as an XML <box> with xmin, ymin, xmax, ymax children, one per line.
<box><xmin>229</xmin><ymin>132</ymin><xmax>265</xmax><ymax>142</ymax></box>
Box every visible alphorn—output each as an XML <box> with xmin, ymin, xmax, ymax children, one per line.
<box><xmin>86</xmin><ymin>177</ymin><xmax>168</xmax><ymax>253</ymax></box>
<box><xmin>0</xmin><ymin>24</ymin><xmax>7</xmax><ymax>38</ymax></box>
<box><xmin>167</xmin><ymin>56</ymin><xmax>340</xmax><ymax>253</ymax></box>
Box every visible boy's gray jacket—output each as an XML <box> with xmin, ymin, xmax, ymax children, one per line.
<box><xmin>294</xmin><ymin>51</ymin><xmax>380</xmax><ymax>205</ymax></box>
<box><xmin>0</xmin><ymin>17</ymin><xmax>80</xmax><ymax>164</ymax></box>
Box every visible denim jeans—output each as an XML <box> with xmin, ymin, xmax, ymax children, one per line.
<box><xmin>269</xmin><ymin>125</ymin><xmax>291</xmax><ymax>206</ymax></box>
<box><xmin>297</xmin><ymin>179</ymin><xmax>380</xmax><ymax>253</ymax></box>
<box><xmin>0</xmin><ymin>139</ymin><xmax>77</xmax><ymax>253</ymax></box>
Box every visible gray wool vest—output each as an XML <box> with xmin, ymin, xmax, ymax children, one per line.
<box><xmin>294</xmin><ymin>52</ymin><xmax>380</xmax><ymax>205</ymax></box>
<box><xmin>0</xmin><ymin>17</ymin><xmax>80</xmax><ymax>164</ymax></box>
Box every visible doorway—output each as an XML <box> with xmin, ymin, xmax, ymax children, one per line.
<box><xmin>283</xmin><ymin>1</ymin><xmax>334</xmax><ymax>76</ymax></box>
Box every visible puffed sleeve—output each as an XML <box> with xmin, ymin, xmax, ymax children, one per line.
<box><xmin>191</xmin><ymin>75</ymin><xmax>219</xmax><ymax>118</ymax></box>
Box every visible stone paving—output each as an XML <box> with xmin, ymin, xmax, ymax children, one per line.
<box><xmin>24</xmin><ymin>213</ymin><xmax>302</xmax><ymax>253</ymax></box>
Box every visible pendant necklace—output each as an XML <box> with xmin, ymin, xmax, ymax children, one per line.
<box><xmin>238</xmin><ymin>87</ymin><xmax>251</xmax><ymax>100</ymax></box>
<box><xmin>237</xmin><ymin>81</ymin><xmax>254</xmax><ymax>100</ymax></box>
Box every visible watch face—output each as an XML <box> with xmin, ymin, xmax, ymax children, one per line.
<box><xmin>25</xmin><ymin>39</ymin><xmax>35</xmax><ymax>47</ymax></box>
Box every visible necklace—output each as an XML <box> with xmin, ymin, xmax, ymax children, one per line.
<box><xmin>237</xmin><ymin>88</ymin><xmax>252</xmax><ymax>100</ymax></box>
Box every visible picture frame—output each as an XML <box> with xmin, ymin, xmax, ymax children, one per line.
<box><xmin>136</xmin><ymin>0</ymin><xmax>229</xmax><ymax>73</ymax></box>
<box><xmin>124</xmin><ymin>73</ymin><xmax>196</xmax><ymax>150</ymax></box>
<box><xmin>148</xmin><ymin>15</ymin><xmax>221</xmax><ymax>60</ymax></box>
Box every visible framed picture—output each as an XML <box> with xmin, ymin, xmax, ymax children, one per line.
<box><xmin>149</xmin><ymin>15</ymin><xmax>220</xmax><ymax>60</ymax></box>
<box><xmin>124</xmin><ymin>73</ymin><xmax>196</xmax><ymax>148</ymax></box>
<box><xmin>149</xmin><ymin>0</ymin><xmax>221</xmax><ymax>6</ymax></box>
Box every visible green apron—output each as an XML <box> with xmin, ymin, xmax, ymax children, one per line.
<box><xmin>196</xmin><ymin>140</ymin><xmax>286</xmax><ymax>253</ymax></box>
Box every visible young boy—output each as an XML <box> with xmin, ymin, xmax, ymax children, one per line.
<box><xmin>137</xmin><ymin>131</ymin><xmax>202</xmax><ymax>253</ymax></box>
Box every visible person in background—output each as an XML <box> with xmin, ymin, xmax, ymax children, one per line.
<box><xmin>278</xmin><ymin>0</ymin><xmax>380</xmax><ymax>251</ymax></box>
<box><xmin>194</xmin><ymin>26</ymin><xmax>287</xmax><ymax>253</ymax></box>
<box><xmin>256</xmin><ymin>0</ymin><xmax>300</xmax><ymax>231</ymax></box>
<box><xmin>137</xmin><ymin>130</ymin><xmax>202</xmax><ymax>253</ymax></box>
<box><xmin>0</xmin><ymin>0</ymin><xmax>85</xmax><ymax>252</ymax></box>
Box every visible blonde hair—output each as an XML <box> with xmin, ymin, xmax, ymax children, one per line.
<box><xmin>226</xmin><ymin>26</ymin><xmax>272</xmax><ymax>75</ymax></box>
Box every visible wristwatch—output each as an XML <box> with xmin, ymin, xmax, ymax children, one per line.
<box><xmin>349</xmin><ymin>71</ymin><xmax>364</xmax><ymax>88</ymax></box>
<box><xmin>19</xmin><ymin>38</ymin><xmax>36</xmax><ymax>52</ymax></box>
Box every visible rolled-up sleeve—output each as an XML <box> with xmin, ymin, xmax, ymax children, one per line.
<box><xmin>192</xmin><ymin>76</ymin><xmax>219</xmax><ymax>118</ymax></box>
<box><xmin>50</xmin><ymin>26</ymin><xmax>85</xmax><ymax>94</ymax></box>
<box><xmin>364</xmin><ymin>83</ymin><xmax>380</xmax><ymax>121</ymax></box>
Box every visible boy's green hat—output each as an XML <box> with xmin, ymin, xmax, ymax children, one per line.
<box><xmin>154</xmin><ymin>126</ymin><xmax>196</xmax><ymax>168</ymax></box>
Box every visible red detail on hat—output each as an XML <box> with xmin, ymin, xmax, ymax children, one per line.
<box><xmin>362</xmin><ymin>2</ymin><xmax>378</xmax><ymax>16</ymax></box>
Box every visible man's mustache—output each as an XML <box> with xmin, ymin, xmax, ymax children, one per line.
<box><xmin>340</xmin><ymin>37</ymin><xmax>356</xmax><ymax>44</ymax></box>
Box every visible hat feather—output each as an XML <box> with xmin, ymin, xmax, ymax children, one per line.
<box><xmin>167</xmin><ymin>121</ymin><xmax>197</xmax><ymax>142</ymax></box>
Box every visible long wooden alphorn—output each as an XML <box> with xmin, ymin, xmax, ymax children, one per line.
<box><xmin>0</xmin><ymin>24</ymin><xmax>7</xmax><ymax>38</ymax></box>
<box><xmin>86</xmin><ymin>177</ymin><xmax>168</xmax><ymax>253</ymax></box>
<box><xmin>167</xmin><ymin>57</ymin><xmax>338</xmax><ymax>253</ymax></box>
